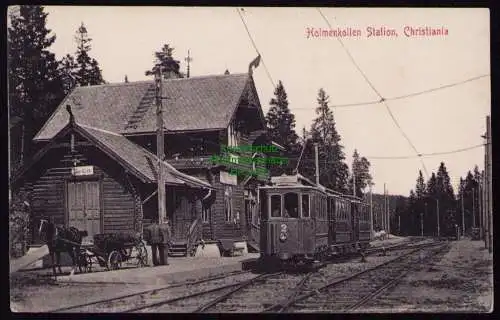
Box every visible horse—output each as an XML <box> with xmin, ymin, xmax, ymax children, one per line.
<box><xmin>38</xmin><ymin>218</ymin><xmax>87</xmax><ymax>276</ymax></box>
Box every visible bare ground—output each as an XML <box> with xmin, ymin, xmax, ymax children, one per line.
<box><xmin>363</xmin><ymin>239</ymin><xmax>493</xmax><ymax>313</ymax></box>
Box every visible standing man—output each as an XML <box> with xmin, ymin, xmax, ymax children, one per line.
<box><xmin>143</xmin><ymin>218</ymin><xmax>162</xmax><ymax>266</ymax></box>
<box><xmin>158</xmin><ymin>219</ymin><xmax>172</xmax><ymax>266</ymax></box>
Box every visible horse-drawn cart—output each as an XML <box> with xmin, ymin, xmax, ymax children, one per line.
<box><xmin>79</xmin><ymin>233</ymin><xmax>148</xmax><ymax>272</ymax></box>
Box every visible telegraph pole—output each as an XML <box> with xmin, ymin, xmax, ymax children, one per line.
<box><xmin>314</xmin><ymin>143</ymin><xmax>320</xmax><ymax>186</ymax></box>
<box><xmin>479</xmin><ymin>176</ymin><xmax>483</xmax><ymax>240</ymax></box>
<box><xmin>155</xmin><ymin>68</ymin><xmax>166</xmax><ymax>224</ymax></box>
<box><xmin>369</xmin><ymin>182</ymin><xmax>374</xmax><ymax>239</ymax></box>
<box><xmin>420</xmin><ymin>212</ymin><xmax>424</xmax><ymax>237</ymax></box>
<box><xmin>472</xmin><ymin>187</ymin><xmax>476</xmax><ymax>228</ymax></box>
<box><xmin>461</xmin><ymin>192</ymin><xmax>465</xmax><ymax>236</ymax></box>
<box><xmin>383</xmin><ymin>183</ymin><xmax>386</xmax><ymax>236</ymax></box>
<box><xmin>185</xmin><ymin>49</ymin><xmax>193</xmax><ymax>78</ymax></box>
<box><xmin>486</xmin><ymin>116</ymin><xmax>492</xmax><ymax>253</ymax></box>
<box><xmin>436</xmin><ymin>198</ymin><xmax>440</xmax><ymax>238</ymax></box>
<box><xmin>386</xmin><ymin>187</ymin><xmax>390</xmax><ymax>238</ymax></box>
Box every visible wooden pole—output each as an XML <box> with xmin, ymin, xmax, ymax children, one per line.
<box><xmin>155</xmin><ymin>68</ymin><xmax>166</xmax><ymax>224</ymax></box>
<box><xmin>461</xmin><ymin>191</ymin><xmax>465</xmax><ymax>236</ymax></box>
<box><xmin>472</xmin><ymin>187</ymin><xmax>476</xmax><ymax>228</ymax></box>
<box><xmin>314</xmin><ymin>143</ymin><xmax>319</xmax><ymax>186</ymax></box>
<box><xmin>486</xmin><ymin>116</ymin><xmax>492</xmax><ymax>253</ymax></box>
<box><xmin>436</xmin><ymin>199</ymin><xmax>440</xmax><ymax>238</ymax></box>
<box><xmin>369</xmin><ymin>183</ymin><xmax>373</xmax><ymax>239</ymax></box>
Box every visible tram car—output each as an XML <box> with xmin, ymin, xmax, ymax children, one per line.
<box><xmin>259</xmin><ymin>174</ymin><xmax>371</xmax><ymax>265</ymax></box>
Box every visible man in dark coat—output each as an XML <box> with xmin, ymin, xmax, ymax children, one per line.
<box><xmin>143</xmin><ymin>218</ymin><xmax>162</xmax><ymax>266</ymax></box>
<box><xmin>158</xmin><ymin>219</ymin><xmax>172</xmax><ymax>265</ymax></box>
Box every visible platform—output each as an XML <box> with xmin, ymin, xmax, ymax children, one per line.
<box><xmin>56</xmin><ymin>253</ymin><xmax>260</xmax><ymax>285</ymax></box>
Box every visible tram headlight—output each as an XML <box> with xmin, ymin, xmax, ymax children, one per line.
<box><xmin>279</xmin><ymin>231</ymin><xmax>287</xmax><ymax>242</ymax></box>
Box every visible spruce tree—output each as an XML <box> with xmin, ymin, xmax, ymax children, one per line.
<box><xmin>74</xmin><ymin>22</ymin><xmax>105</xmax><ymax>86</ymax></box>
<box><xmin>298</xmin><ymin>88</ymin><xmax>349</xmax><ymax>192</ymax></box>
<box><xmin>348</xmin><ymin>149</ymin><xmax>372</xmax><ymax>197</ymax></box>
<box><xmin>145</xmin><ymin>44</ymin><xmax>183</xmax><ymax>79</ymax></box>
<box><xmin>8</xmin><ymin>5</ymin><xmax>65</xmax><ymax>165</ymax></box>
<box><xmin>265</xmin><ymin>80</ymin><xmax>300</xmax><ymax>175</ymax></box>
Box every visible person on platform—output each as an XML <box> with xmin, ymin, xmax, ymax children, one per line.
<box><xmin>143</xmin><ymin>218</ymin><xmax>162</xmax><ymax>266</ymax></box>
<box><xmin>158</xmin><ymin>219</ymin><xmax>172</xmax><ymax>266</ymax></box>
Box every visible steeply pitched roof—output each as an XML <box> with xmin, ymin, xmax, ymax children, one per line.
<box><xmin>34</xmin><ymin>73</ymin><xmax>251</xmax><ymax>141</ymax></box>
<box><xmin>12</xmin><ymin>121</ymin><xmax>212</xmax><ymax>190</ymax></box>
<box><xmin>77</xmin><ymin>124</ymin><xmax>212</xmax><ymax>189</ymax></box>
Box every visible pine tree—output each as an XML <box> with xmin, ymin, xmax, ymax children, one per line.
<box><xmin>299</xmin><ymin>88</ymin><xmax>349</xmax><ymax>192</ymax></box>
<box><xmin>407</xmin><ymin>190</ymin><xmax>418</xmax><ymax>235</ymax></box>
<box><xmin>265</xmin><ymin>80</ymin><xmax>300</xmax><ymax>175</ymax></box>
<box><xmin>59</xmin><ymin>54</ymin><xmax>78</xmax><ymax>95</ymax></box>
<box><xmin>145</xmin><ymin>44</ymin><xmax>183</xmax><ymax>79</ymax></box>
<box><xmin>348</xmin><ymin>149</ymin><xmax>372</xmax><ymax>197</ymax></box>
<box><xmin>74</xmin><ymin>22</ymin><xmax>105</xmax><ymax>86</ymax></box>
<box><xmin>8</xmin><ymin>5</ymin><xmax>65</xmax><ymax>166</ymax></box>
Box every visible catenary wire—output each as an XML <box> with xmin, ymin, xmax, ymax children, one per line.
<box><xmin>317</xmin><ymin>8</ymin><xmax>429</xmax><ymax>177</ymax></box>
<box><xmin>290</xmin><ymin>74</ymin><xmax>489</xmax><ymax>110</ymax></box>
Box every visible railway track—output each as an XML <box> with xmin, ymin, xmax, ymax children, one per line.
<box><xmin>49</xmin><ymin>270</ymin><xmax>256</xmax><ymax>312</ymax></box>
<box><xmin>266</xmin><ymin>242</ymin><xmax>449</xmax><ymax>313</ymax></box>
<box><xmin>47</xmin><ymin>238</ymin><xmax>437</xmax><ymax>313</ymax></box>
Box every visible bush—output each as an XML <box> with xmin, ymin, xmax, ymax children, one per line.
<box><xmin>9</xmin><ymin>190</ymin><xmax>31</xmax><ymax>258</ymax></box>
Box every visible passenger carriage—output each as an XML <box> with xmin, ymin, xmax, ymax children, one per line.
<box><xmin>258</xmin><ymin>174</ymin><xmax>372</xmax><ymax>266</ymax></box>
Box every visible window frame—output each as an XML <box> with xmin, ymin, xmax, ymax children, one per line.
<box><xmin>283</xmin><ymin>192</ymin><xmax>300</xmax><ymax>219</ymax></box>
<box><xmin>301</xmin><ymin>193</ymin><xmax>311</xmax><ymax>219</ymax></box>
<box><xmin>269</xmin><ymin>193</ymin><xmax>283</xmax><ymax>219</ymax></box>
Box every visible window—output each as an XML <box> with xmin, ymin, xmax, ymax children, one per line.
<box><xmin>302</xmin><ymin>194</ymin><xmax>310</xmax><ymax>218</ymax></box>
<box><xmin>270</xmin><ymin>195</ymin><xmax>281</xmax><ymax>218</ymax></box>
<box><xmin>202</xmin><ymin>204</ymin><xmax>211</xmax><ymax>223</ymax></box>
<box><xmin>224</xmin><ymin>185</ymin><xmax>233</xmax><ymax>222</ymax></box>
<box><xmin>284</xmin><ymin>193</ymin><xmax>299</xmax><ymax>218</ymax></box>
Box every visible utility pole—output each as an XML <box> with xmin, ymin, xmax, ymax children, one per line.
<box><xmin>436</xmin><ymin>198</ymin><xmax>440</xmax><ymax>238</ymax></box>
<box><xmin>461</xmin><ymin>191</ymin><xmax>465</xmax><ymax>236</ymax></box>
<box><xmin>472</xmin><ymin>187</ymin><xmax>476</xmax><ymax>228</ymax></box>
<box><xmin>383</xmin><ymin>183</ymin><xmax>386</xmax><ymax>236</ymax></box>
<box><xmin>398</xmin><ymin>215</ymin><xmax>401</xmax><ymax>235</ymax></box>
<box><xmin>369</xmin><ymin>182</ymin><xmax>374</xmax><ymax>239</ymax></box>
<box><xmin>185</xmin><ymin>49</ymin><xmax>193</xmax><ymax>78</ymax></box>
<box><xmin>486</xmin><ymin>115</ymin><xmax>492</xmax><ymax>253</ymax></box>
<box><xmin>420</xmin><ymin>212</ymin><xmax>424</xmax><ymax>237</ymax></box>
<box><xmin>314</xmin><ymin>143</ymin><xmax>319</xmax><ymax>186</ymax></box>
<box><xmin>155</xmin><ymin>68</ymin><xmax>166</xmax><ymax>225</ymax></box>
<box><xmin>424</xmin><ymin>202</ymin><xmax>428</xmax><ymax>236</ymax></box>
<box><xmin>386</xmin><ymin>187</ymin><xmax>389</xmax><ymax>238</ymax></box>
<box><xmin>353</xmin><ymin>168</ymin><xmax>356</xmax><ymax>197</ymax></box>
<box><xmin>479</xmin><ymin>176</ymin><xmax>483</xmax><ymax>240</ymax></box>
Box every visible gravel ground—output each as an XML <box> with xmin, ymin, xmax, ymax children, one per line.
<box><xmin>10</xmin><ymin>237</ymin><xmax>429</xmax><ymax>313</ymax></box>
<box><xmin>362</xmin><ymin>239</ymin><xmax>493</xmax><ymax>313</ymax></box>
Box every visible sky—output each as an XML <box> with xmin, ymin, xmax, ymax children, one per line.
<box><xmin>9</xmin><ymin>6</ymin><xmax>490</xmax><ymax>196</ymax></box>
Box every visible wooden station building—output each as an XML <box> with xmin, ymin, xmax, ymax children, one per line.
<box><xmin>11</xmin><ymin>70</ymin><xmax>276</xmax><ymax>256</ymax></box>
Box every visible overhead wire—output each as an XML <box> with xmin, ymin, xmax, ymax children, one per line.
<box><xmin>237</xmin><ymin>8</ymin><xmax>276</xmax><ymax>88</ymax></box>
<box><xmin>291</xmin><ymin>74</ymin><xmax>489</xmax><ymax>110</ymax></box>
<box><xmin>317</xmin><ymin>8</ymin><xmax>430</xmax><ymax>177</ymax></box>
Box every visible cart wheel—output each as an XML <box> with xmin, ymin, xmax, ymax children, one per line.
<box><xmin>107</xmin><ymin>250</ymin><xmax>122</xmax><ymax>270</ymax></box>
<box><xmin>85</xmin><ymin>255</ymin><xmax>93</xmax><ymax>272</ymax></box>
<box><xmin>135</xmin><ymin>242</ymin><xmax>148</xmax><ymax>267</ymax></box>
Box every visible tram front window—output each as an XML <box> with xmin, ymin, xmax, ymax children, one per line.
<box><xmin>270</xmin><ymin>195</ymin><xmax>281</xmax><ymax>218</ymax></box>
<box><xmin>284</xmin><ymin>193</ymin><xmax>299</xmax><ymax>218</ymax></box>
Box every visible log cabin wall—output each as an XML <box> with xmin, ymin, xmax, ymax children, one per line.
<box><xmin>16</xmin><ymin>139</ymin><xmax>140</xmax><ymax>245</ymax></box>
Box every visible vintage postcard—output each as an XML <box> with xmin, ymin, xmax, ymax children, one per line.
<box><xmin>8</xmin><ymin>6</ymin><xmax>492</xmax><ymax>313</ymax></box>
